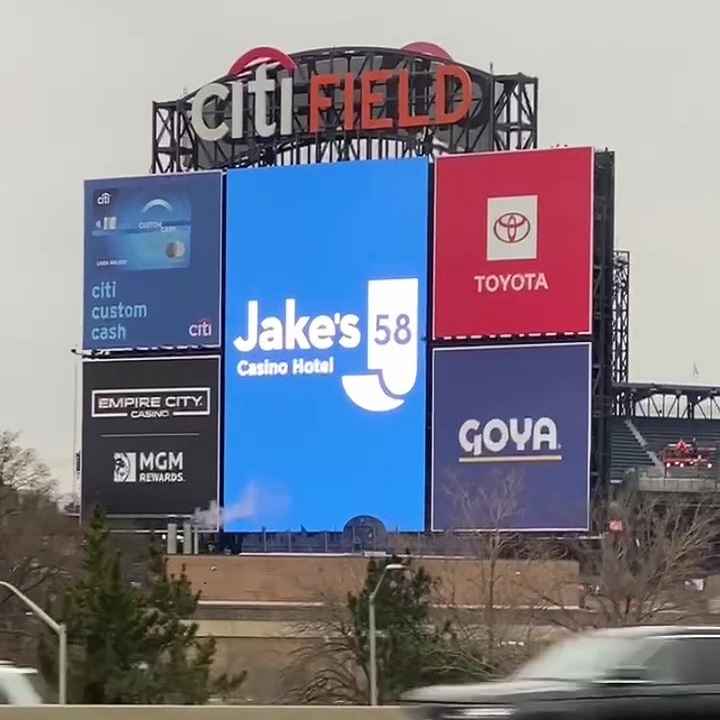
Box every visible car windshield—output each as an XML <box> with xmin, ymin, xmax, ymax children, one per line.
<box><xmin>513</xmin><ymin>635</ymin><xmax>638</xmax><ymax>681</ymax></box>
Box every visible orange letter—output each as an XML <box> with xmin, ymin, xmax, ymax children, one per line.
<box><xmin>435</xmin><ymin>65</ymin><xmax>472</xmax><ymax>126</ymax></box>
<box><xmin>397</xmin><ymin>69</ymin><xmax>431</xmax><ymax>128</ymax></box>
<box><xmin>360</xmin><ymin>69</ymin><xmax>393</xmax><ymax>131</ymax></box>
<box><xmin>343</xmin><ymin>73</ymin><xmax>355</xmax><ymax>131</ymax></box>
<box><xmin>309</xmin><ymin>74</ymin><xmax>340</xmax><ymax>133</ymax></box>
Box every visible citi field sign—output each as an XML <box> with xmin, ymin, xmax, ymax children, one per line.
<box><xmin>190</xmin><ymin>44</ymin><xmax>474</xmax><ymax>142</ymax></box>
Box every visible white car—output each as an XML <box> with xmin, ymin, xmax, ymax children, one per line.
<box><xmin>0</xmin><ymin>662</ymin><xmax>48</xmax><ymax>704</ymax></box>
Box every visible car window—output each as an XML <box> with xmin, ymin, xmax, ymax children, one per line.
<box><xmin>673</xmin><ymin>637</ymin><xmax>720</xmax><ymax>685</ymax></box>
<box><xmin>513</xmin><ymin>635</ymin><xmax>639</xmax><ymax>681</ymax></box>
<box><xmin>636</xmin><ymin>638</ymin><xmax>682</xmax><ymax>683</ymax></box>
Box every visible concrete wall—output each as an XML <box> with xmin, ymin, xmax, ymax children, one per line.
<box><xmin>0</xmin><ymin>708</ymin><xmax>406</xmax><ymax>720</ymax></box>
<box><xmin>167</xmin><ymin>555</ymin><xmax>580</xmax><ymax>607</ymax></box>
<box><xmin>160</xmin><ymin>555</ymin><xmax>580</xmax><ymax>702</ymax></box>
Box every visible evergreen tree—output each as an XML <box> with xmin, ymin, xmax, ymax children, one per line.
<box><xmin>346</xmin><ymin>555</ymin><xmax>443</xmax><ymax>702</ymax></box>
<box><xmin>342</xmin><ymin>555</ymin><xmax>492</xmax><ymax>703</ymax></box>
<box><xmin>138</xmin><ymin>543</ymin><xmax>245</xmax><ymax>703</ymax></box>
<box><xmin>40</xmin><ymin>506</ymin><xmax>153</xmax><ymax>703</ymax></box>
<box><xmin>40</xmin><ymin>507</ymin><xmax>244</xmax><ymax>703</ymax></box>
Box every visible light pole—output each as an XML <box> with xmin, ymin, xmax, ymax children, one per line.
<box><xmin>368</xmin><ymin>562</ymin><xmax>405</xmax><ymax>706</ymax></box>
<box><xmin>0</xmin><ymin>581</ymin><xmax>67</xmax><ymax>704</ymax></box>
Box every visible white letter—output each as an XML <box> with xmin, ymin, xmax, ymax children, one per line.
<box><xmin>509</xmin><ymin>418</ymin><xmax>533</xmax><ymax>450</ymax></box>
<box><xmin>233</xmin><ymin>301</ymin><xmax>259</xmax><ymax>352</ymax></box>
<box><xmin>231</xmin><ymin>80</ymin><xmax>244</xmax><ymax>139</ymax></box>
<box><xmin>251</xmin><ymin>64</ymin><xmax>276</xmax><ymax>138</ymax></box>
<box><xmin>483</xmin><ymin>419</ymin><xmax>509</xmax><ymax>453</ymax></box>
<box><xmin>279</xmin><ymin>76</ymin><xmax>293</xmax><ymax>135</ymax></box>
<box><xmin>338</xmin><ymin>314</ymin><xmax>361</xmax><ymax>348</ymax></box>
<box><xmin>533</xmin><ymin>418</ymin><xmax>558</xmax><ymax>450</ymax></box>
<box><xmin>284</xmin><ymin>299</ymin><xmax>310</xmax><ymax>350</ymax></box>
<box><xmin>308</xmin><ymin>315</ymin><xmax>335</xmax><ymax>350</ymax></box>
<box><xmin>458</xmin><ymin>419</ymin><xmax>480</xmax><ymax>455</ymax></box>
<box><xmin>191</xmin><ymin>83</ymin><xmax>230</xmax><ymax>142</ymax></box>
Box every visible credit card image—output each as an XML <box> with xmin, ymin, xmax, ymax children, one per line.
<box><xmin>91</xmin><ymin>187</ymin><xmax>192</xmax><ymax>272</ymax></box>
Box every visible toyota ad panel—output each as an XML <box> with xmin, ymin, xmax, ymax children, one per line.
<box><xmin>431</xmin><ymin>343</ymin><xmax>591</xmax><ymax>531</ymax></box>
<box><xmin>224</xmin><ymin>159</ymin><xmax>429</xmax><ymax>532</ymax></box>
<box><xmin>83</xmin><ymin>172</ymin><xmax>223</xmax><ymax>350</ymax></box>
<box><xmin>81</xmin><ymin>356</ymin><xmax>220</xmax><ymax>520</ymax></box>
<box><xmin>433</xmin><ymin>147</ymin><xmax>594</xmax><ymax>338</ymax></box>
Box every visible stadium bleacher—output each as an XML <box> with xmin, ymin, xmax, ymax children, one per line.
<box><xmin>632</xmin><ymin>417</ymin><xmax>720</xmax><ymax>455</ymax></box>
<box><xmin>610</xmin><ymin>417</ymin><xmax>655</xmax><ymax>482</ymax></box>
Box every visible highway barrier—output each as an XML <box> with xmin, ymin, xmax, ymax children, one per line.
<box><xmin>0</xmin><ymin>706</ymin><xmax>408</xmax><ymax>720</ymax></box>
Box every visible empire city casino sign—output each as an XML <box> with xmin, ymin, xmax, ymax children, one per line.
<box><xmin>190</xmin><ymin>44</ymin><xmax>474</xmax><ymax>142</ymax></box>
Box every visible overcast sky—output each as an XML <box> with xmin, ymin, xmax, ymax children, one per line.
<box><xmin>0</xmin><ymin>0</ymin><xmax>716</xmax><ymax>492</ymax></box>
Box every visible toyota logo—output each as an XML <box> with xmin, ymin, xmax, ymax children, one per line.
<box><xmin>493</xmin><ymin>212</ymin><xmax>531</xmax><ymax>244</ymax></box>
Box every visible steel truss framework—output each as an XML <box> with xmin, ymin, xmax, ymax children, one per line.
<box><xmin>613</xmin><ymin>383</ymin><xmax>720</xmax><ymax>420</ymax></box>
<box><xmin>612</xmin><ymin>250</ymin><xmax>630</xmax><ymax>387</ymax></box>
<box><xmin>151</xmin><ymin>46</ymin><xmax>538</xmax><ymax>172</ymax></box>
<box><xmin>592</xmin><ymin>152</ymin><xmax>615</xmax><ymax>504</ymax></box>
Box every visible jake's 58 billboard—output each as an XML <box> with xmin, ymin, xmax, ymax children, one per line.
<box><xmin>433</xmin><ymin>147</ymin><xmax>594</xmax><ymax>338</ymax></box>
<box><xmin>83</xmin><ymin>172</ymin><xmax>222</xmax><ymax>350</ymax></box>
<box><xmin>81</xmin><ymin>356</ymin><xmax>220</xmax><ymax>520</ymax></box>
<box><xmin>431</xmin><ymin>343</ymin><xmax>591</xmax><ymax>532</ymax></box>
<box><xmin>224</xmin><ymin>159</ymin><xmax>429</xmax><ymax>532</ymax></box>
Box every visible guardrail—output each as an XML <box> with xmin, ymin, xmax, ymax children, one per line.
<box><xmin>0</xmin><ymin>706</ymin><xmax>407</xmax><ymax>720</ymax></box>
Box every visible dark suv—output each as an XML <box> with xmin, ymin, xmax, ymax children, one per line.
<box><xmin>402</xmin><ymin>626</ymin><xmax>720</xmax><ymax>720</ymax></box>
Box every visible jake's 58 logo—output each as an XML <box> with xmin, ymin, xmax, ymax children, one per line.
<box><xmin>231</xmin><ymin>278</ymin><xmax>419</xmax><ymax>413</ymax></box>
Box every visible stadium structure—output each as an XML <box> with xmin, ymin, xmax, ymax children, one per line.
<box><xmin>89</xmin><ymin>42</ymin><xmax>720</xmax><ymax>553</ymax></box>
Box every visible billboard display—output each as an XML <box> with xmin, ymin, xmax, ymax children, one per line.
<box><xmin>433</xmin><ymin>147</ymin><xmax>594</xmax><ymax>338</ymax></box>
<box><xmin>83</xmin><ymin>172</ymin><xmax>223</xmax><ymax>350</ymax></box>
<box><xmin>431</xmin><ymin>343</ymin><xmax>591</xmax><ymax>531</ymax></box>
<box><xmin>224</xmin><ymin>159</ymin><xmax>429</xmax><ymax>532</ymax></box>
<box><xmin>81</xmin><ymin>356</ymin><xmax>220</xmax><ymax>520</ymax></box>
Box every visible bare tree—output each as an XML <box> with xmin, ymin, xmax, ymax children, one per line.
<box><xmin>279</xmin><ymin>592</ymin><xmax>368</xmax><ymax>704</ymax></box>
<box><xmin>0</xmin><ymin>432</ymin><xmax>80</xmax><ymax>663</ymax></box>
<box><xmin>531</xmin><ymin>489</ymin><xmax>717</xmax><ymax>629</ymax></box>
<box><xmin>435</xmin><ymin>473</ymin><xmax>566</xmax><ymax>677</ymax></box>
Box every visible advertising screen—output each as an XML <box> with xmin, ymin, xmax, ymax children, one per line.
<box><xmin>431</xmin><ymin>343</ymin><xmax>591</xmax><ymax>531</ymax></box>
<box><xmin>83</xmin><ymin>172</ymin><xmax>222</xmax><ymax>350</ymax></box>
<box><xmin>433</xmin><ymin>147</ymin><xmax>594</xmax><ymax>338</ymax></box>
<box><xmin>224</xmin><ymin>159</ymin><xmax>429</xmax><ymax>532</ymax></box>
<box><xmin>81</xmin><ymin>356</ymin><xmax>220</xmax><ymax>520</ymax></box>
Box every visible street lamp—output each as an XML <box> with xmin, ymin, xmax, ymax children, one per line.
<box><xmin>0</xmin><ymin>582</ymin><xmax>67</xmax><ymax>704</ymax></box>
<box><xmin>368</xmin><ymin>562</ymin><xmax>405</xmax><ymax>706</ymax></box>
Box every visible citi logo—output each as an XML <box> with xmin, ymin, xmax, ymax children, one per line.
<box><xmin>458</xmin><ymin>417</ymin><xmax>560</xmax><ymax>463</ymax></box>
<box><xmin>191</xmin><ymin>47</ymin><xmax>297</xmax><ymax>142</ymax></box>
<box><xmin>97</xmin><ymin>192</ymin><xmax>111</xmax><ymax>205</ymax></box>
<box><xmin>189</xmin><ymin>318</ymin><xmax>214</xmax><ymax>339</ymax></box>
